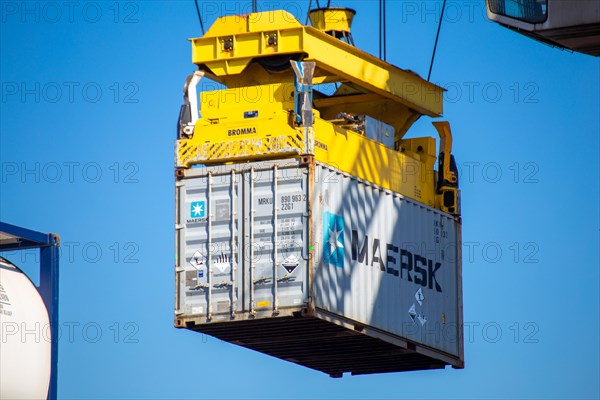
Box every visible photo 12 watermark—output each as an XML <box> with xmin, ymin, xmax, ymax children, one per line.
<box><xmin>1</xmin><ymin>82</ymin><xmax>140</xmax><ymax>104</ymax></box>
<box><xmin>0</xmin><ymin>321</ymin><xmax>140</xmax><ymax>344</ymax></box>
<box><xmin>1</xmin><ymin>241</ymin><xmax>141</xmax><ymax>265</ymax></box>
<box><xmin>1</xmin><ymin>161</ymin><xmax>140</xmax><ymax>184</ymax></box>
<box><xmin>438</xmin><ymin>81</ymin><xmax>540</xmax><ymax>104</ymax></box>
<box><xmin>457</xmin><ymin>161</ymin><xmax>540</xmax><ymax>184</ymax></box>
<box><xmin>1</xmin><ymin>2</ymin><xmax>140</xmax><ymax>24</ymax></box>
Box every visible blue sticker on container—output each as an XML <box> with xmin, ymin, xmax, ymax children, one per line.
<box><xmin>323</xmin><ymin>212</ymin><xmax>344</xmax><ymax>268</ymax></box>
<box><xmin>244</xmin><ymin>110</ymin><xmax>259</xmax><ymax>119</ymax></box>
<box><xmin>191</xmin><ymin>201</ymin><xmax>205</xmax><ymax>218</ymax></box>
<box><xmin>198</xmin><ymin>270</ymin><xmax>204</xmax><ymax>278</ymax></box>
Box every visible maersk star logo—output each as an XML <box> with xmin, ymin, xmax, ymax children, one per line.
<box><xmin>190</xmin><ymin>201</ymin><xmax>205</xmax><ymax>218</ymax></box>
<box><xmin>323</xmin><ymin>212</ymin><xmax>344</xmax><ymax>268</ymax></box>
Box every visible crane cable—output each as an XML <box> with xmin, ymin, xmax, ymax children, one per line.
<box><xmin>194</xmin><ymin>0</ymin><xmax>205</xmax><ymax>35</ymax></box>
<box><xmin>379</xmin><ymin>0</ymin><xmax>382</xmax><ymax>59</ymax></box>
<box><xmin>383</xmin><ymin>0</ymin><xmax>387</xmax><ymax>61</ymax></box>
<box><xmin>379</xmin><ymin>0</ymin><xmax>387</xmax><ymax>61</ymax></box>
<box><xmin>427</xmin><ymin>0</ymin><xmax>447</xmax><ymax>81</ymax></box>
<box><xmin>306</xmin><ymin>0</ymin><xmax>324</xmax><ymax>25</ymax></box>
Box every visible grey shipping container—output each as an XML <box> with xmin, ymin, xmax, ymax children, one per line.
<box><xmin>175</xmin><ymin>157</ymin><xmax>464</xmax><ymax>376</ymax></box>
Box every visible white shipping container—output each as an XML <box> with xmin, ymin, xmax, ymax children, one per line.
<box><xmin>175</xmin><ymin>157</ymin><xmax>463</xmax><ymax>376</ymax></box>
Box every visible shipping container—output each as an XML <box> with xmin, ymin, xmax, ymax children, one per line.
<box><xmin>175</xmin><ymin>157</ymin><xmax>463</xmax><ymax>376</ymax></box>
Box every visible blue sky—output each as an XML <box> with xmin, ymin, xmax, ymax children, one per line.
<box><xmin>1</xmin><ymin>1</ymin><xmax>599</xmax><ymax>399</ymax></box>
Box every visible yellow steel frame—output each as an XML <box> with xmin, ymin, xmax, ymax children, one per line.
<box><xmin>176</xmin><ymin>10</ymin><xmax>457</xmax><ymax>212</ymax></box>
<box><xmin>176</xmin><ymin>82</ymin><xmax>438</xmax><ymax>207</ymax></box>
<box><xmin>189</xmin><ymin>10</ymin><xmax>444</xmax><ymax>138</ymax></box>
<box><xmin>194</xmin><ymin>26</ymin><xmax>442</xmax><ymax>116</ymax></box>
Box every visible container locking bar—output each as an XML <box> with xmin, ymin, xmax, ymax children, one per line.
<box><xmin>207</xmin><ymin>171</ymin><xmax>213</xmax><ymax>320</ymax></box>
<box><xmin>249</xmin><ymin>167</ymin><xmax>256</xmax><ymax>316</ymax></box>
<box><xmin>230</xmin><ymin>170</ymin><xmax>237</xmax><ymax>318</ymax></box>
<box><xmin>273</xmin><ymin>165</ymin><xmax>280</xmax><ymax>315</ymax></box>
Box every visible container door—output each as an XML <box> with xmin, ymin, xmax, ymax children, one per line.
<box><xmin>178</xmin><ymin>168</ymin><xmax>244</xmax><ymax>321</ymax></box>
<box><xmin>242</xmin><ymin>163</ymin><xmax>309</xmax><ymax>316</ymax></box>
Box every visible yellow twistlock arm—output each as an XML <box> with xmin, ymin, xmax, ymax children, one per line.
<box><xmin>433</xmin><ymin>121</ymin><xmax>460</xmax><ymax>215</ymax></box>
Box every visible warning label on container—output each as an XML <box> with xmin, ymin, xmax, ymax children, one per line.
<box><xmin>409</xmin><ymin>289</ymin><xmax>428</xmax><ymax>326</ymax></box>
<box><xmin>408</xmin><ymin>304</ymin><xmax>417</xmax><ymax>323</ymax></box>
<box><xmin>281</xmin><ymin>255</ymin><xmax>300</xmax><ymax>274</ymax></box>
<box><xmin>190</xmin><ymin>250</ymin><xmax>205</xmax><ymax>269</ymax></box>
<box><xmin>415</xmin><ymin>288</ymin><xmax>425</xmax><ymax>306</ymax></box>
<box><xmin>213</xmin><ymin>253</ymin><xmax>230</xmax><ymax>273</ymax></box>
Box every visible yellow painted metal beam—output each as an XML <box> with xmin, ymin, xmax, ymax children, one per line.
<box><xmin>301</xmin><ymin>28</ymin><xmax>443</xmax><ymax>117</ymax></box>
<box><xmin>190</xmin><ymin>10</ymin><xmax>444</xmax><ymax>117</ymax></box>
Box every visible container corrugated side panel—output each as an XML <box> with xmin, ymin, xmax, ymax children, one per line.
<box><xmin>313</xmin><ymin>163</ymin><xmax>461</xmax><ymax>358</ymax></box>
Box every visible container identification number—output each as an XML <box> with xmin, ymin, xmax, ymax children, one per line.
<box><xmin>280</xmin><ymin>194</ymin><xmax>306</xmax><ymax>211</ymax></box>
